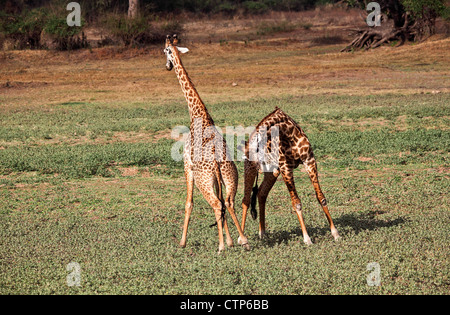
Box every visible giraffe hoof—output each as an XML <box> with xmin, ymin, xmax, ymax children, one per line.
<box><xmin>332</xmin><ymin>228</ymin><xmax>340</xmax><ymax>241</ymax></box>
<box><xmin>303</xmin><ymin>236</ymin><xmax>313</xmax><ymax>246</ymax></box>
<box><xmin>238</xmin><ymin>237</ymin><xmax>250</xmax><ymax>251</ymax></box>
<box><xmin>258</xmin><ymin>230</ymin><xmax>266</xmax><ymax>239</ymax></box>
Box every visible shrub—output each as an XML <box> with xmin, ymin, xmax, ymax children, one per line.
<box><xmin>213</xmin><ymin>1</ymin><xmax>238</xmax><ymax>15</ymax></box>
<box><xmin>159</xmin><ymin>20</ymin><xmax>185</xmax><ymax>39</ymax></box>
<box><xmin>0</xmin><ymin>7</ymin><xmax>88</xmax><ymax>50</ymax></box>
<box><xmin>281</xmin><ymin>0</ymin><xmax>320</xmax><ymax>11</ymax></box>
<box><xmin>242</xmin><ymin>1</ymin><xmax>270</xmax><ymax>15</ymax></box>
<box><xmin>100</xmin><ymin>13</ymin><xmax>183</xmax><ymax>47</ymax></box>
<box><xmin>101</xmin><ymin>14</ymin><xmax>151</xmax><ymax>47</ymax></box>
<box><xmin>43</xmin><ymin>14</ymin><xmax>88</xmax><ymax>50</ymax></box>
<box><xmin>0</xmin><ymin>8</ymin><xmax>48</xmax><ymax>49</ymax></box>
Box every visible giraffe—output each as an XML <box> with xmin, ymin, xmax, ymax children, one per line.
<box><xmin>240</xmin><ymin>107</ymin><xmax>340</xmax><ymax>245</ymax></box>
<box><xmin>164</xmin><ymin>35</ymin><xmax>250</xmax><ymax>253</ymax></box>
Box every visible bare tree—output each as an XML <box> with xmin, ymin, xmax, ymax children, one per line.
<box><xmin>341</xmin><ymin>0</ymin><xmax>447</xmax><ymax>51</ymax></box>
<box><xmin>128</xmin><ymin>0</ymin><xmax>139</xmax><ymax>19</ymax></box>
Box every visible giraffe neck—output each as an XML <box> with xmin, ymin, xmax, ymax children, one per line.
<box><xmin>172</xmin><ymin>54</ymin><xmax>213</xmax><ymax>125</ymax></box>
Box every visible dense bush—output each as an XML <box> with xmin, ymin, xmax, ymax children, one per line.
<box><xmin>100</xmin><ymin>14</ymin><xmax>151</xmax><ymax>47</ymax></box>
<box><xmin>145</xmin><ymin>0</ymin><xmax>321</xmax><ymax>14</ymax></box>
<box><xmin>0</xmin><ymin>5</ymin><xmax>88</xmax><ymax>50</ymax></box>
<box><xmin>99</xmin><ymin>13</ymin><xmax>184</xmax><ymax>47</ymax></box>
<box><xmin>44</xmin><ymin>14</ymin><xmax>88</xmax><ymax>50</ymax></box>
<box><xmin>0</xmin><ymin>0</ymin><xmax>331</xmax><ymax>50</ymax></box>
<box><xmin>0</xmin><ymin>8</ymin><xmax>48</xmax><ymax>49</ymax></box>
<box><xmin>2</xmin><ymin>0</ymin><xmax>331</xmax><ymax>16</ymax></box>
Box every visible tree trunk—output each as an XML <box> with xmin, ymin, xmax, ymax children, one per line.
<box><xmin>128</xmin><ymin>0</ymin><xmax>139</xmax><ymax>19</ymax></box>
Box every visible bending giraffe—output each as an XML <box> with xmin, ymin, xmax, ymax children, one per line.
<box><xmin>240</xmin><ymin>107</ymin><xmax>340</xmax><ymax>245</ymax></box>
<box><xmin>164</xmin><ymin>35</ymin><xmax>250</xmax><ymax>253</ymax></box>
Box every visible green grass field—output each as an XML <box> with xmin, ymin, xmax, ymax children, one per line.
<box><xmin>1</xmin><ymin>18</ymin><xmax>449</xmax><ymax>294</ymax></box>
<box><xmin>1</xmin><ymin>92</ymin><xmax>448</xmax><ymax>294</ymax></box>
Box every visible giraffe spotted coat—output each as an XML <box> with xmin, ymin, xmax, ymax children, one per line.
<box><xmin>241</xmin><ymin>107</ymin><xmax>340</xmax><ymax>244</ymax></box>
<box><xmin>164</xmin><ymin>35</ymin><xmax>249</xmax><ymax>253</ymax></box>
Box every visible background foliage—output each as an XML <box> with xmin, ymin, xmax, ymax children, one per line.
<box><xmin>1</xmin><ymin>0</ymin><xmax>448</xmax><ymax>50</ymax></box>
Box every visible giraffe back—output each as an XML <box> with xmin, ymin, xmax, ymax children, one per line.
<box><xmin>245</xmin><ymin>107</ymin><xmax>314</xmax><ymax>169</ymax></box>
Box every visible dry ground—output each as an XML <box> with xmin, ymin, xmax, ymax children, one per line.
<box><xmin>1</xmin><ymin>7</ymin><xmax>448</xmax><ymax>112</ymax></box>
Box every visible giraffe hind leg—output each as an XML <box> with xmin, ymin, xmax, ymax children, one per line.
<box><xmin>214</xmin><ymin>178</ymin><xmax>233</xmax><ymax>247</ymax></box>
<box><xmin>220</xmin><ymin>162</ymin><xmax>250</xmax><ymax>251</ymax></box>
<box><xmin>192</xmin><ymin>167</ymin><xmax>227</xmax><ymax>253</ymax></box>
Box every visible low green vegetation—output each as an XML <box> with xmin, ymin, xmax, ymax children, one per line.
<box><xmin>0</xmin><ymin>7</ymin><xmax>86</xmax><ymax>50</ymax></box>
<box><xmin>0</xmin><ymin>94</ymin><xmax>448</xmax><ymax>177</ymax></box>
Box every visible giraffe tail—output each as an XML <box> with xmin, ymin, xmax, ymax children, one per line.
<box><xmin>209</xmin><ymin>162</ymin><xmax>226</xmax><ymax>228</ymax></box>
<box><xmin>250</xmin><ymin>173</ymin><xmax>258</xmax><ymax>220</ymax></box>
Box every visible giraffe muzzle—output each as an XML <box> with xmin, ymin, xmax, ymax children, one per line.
<box><xmin>166</xmin><ymin>61</ymin><xmax>173</xmax><ymax>71</ymax></box>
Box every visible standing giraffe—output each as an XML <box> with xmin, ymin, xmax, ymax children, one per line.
<box><xmin>240</xmin><ymin>107</ymin><xmax>340</xmax><ymax>245</ymax></box>
<box><xmin>164</xmin><ymin>35</ymin><xmax>250</xmax><ymax>253</ymax></box>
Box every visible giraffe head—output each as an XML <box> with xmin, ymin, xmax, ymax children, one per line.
<box><xmin>164</xmin><ymin>34</ymin><xmax>189</xmax><ymax>71</ymax></box>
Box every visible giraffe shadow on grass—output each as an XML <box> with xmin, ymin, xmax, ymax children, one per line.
<box><xmin>258</xmin><ymin>211</ymin><xmax>407</xmax><ymax>247</ymax></box>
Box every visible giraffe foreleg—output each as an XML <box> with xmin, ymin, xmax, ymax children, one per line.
<box><xmin>304</xmin><ymin>158</ymin><xmax>340</xmax><ymax>241</ymax></box>
<box><xmin>281</xmin><ymin>167</ymin><xmax>312</xmax><ymax>245</ymax></box>
<box><xmin>180</xmin><ymin>161</ymin><xmax>194</xmax><ymax>248</ymax></box>
<box><xmin>241</xmin><ymin>159</ymin><xmax>259</xmax><ymax>233</ymax></box>
<box><xmin>256</xmin><ymin>172</ymin><xmax>278</xmax><ymax>239</ymax></box>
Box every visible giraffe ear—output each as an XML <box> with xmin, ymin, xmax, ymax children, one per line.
<box><xmin>176</xmin><ymin>46</ymin><xmax>189</xmax><ymax>54</ymax></box>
